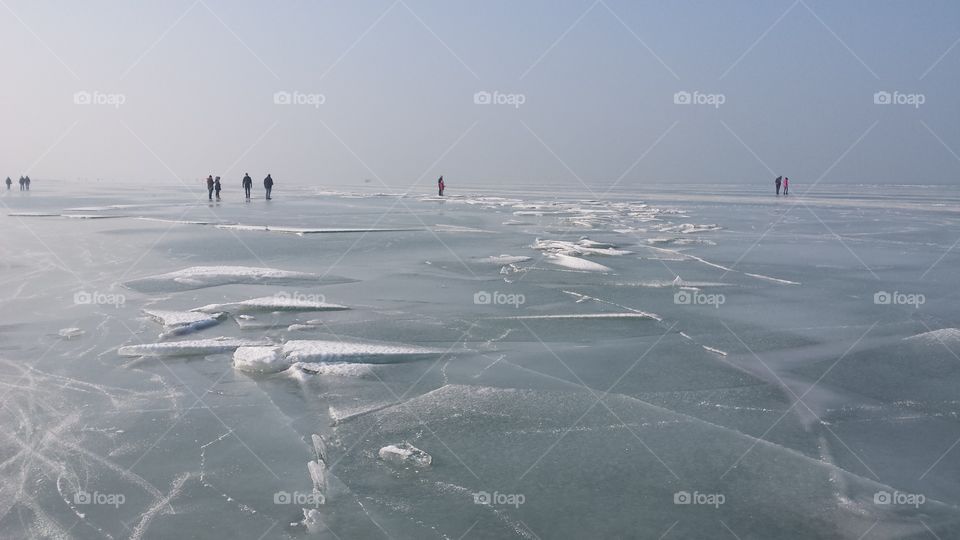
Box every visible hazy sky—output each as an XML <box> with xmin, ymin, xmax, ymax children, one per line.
<box><xmin>1</xmin><ymin>0</ymin><xmax>958</xmax><ymax>190</ymax></box>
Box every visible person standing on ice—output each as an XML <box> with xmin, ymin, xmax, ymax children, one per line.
<box><xmin>214</xmin><ymin>176</ymin><xmax>222</xmax><ymax>200</ymax></box>
<box><xmin>206</xmin><ymin>175</ymin><xmax>215</xmax><ymax>200</ymax></box>
<box><xmin>18</xmin><ymin>177</ymin><xmax>23</xmax><ymax>190</ymax></box>
<box><xmin>437</xmin><ymin>176</ymin><xmax>444</xmax><ymax>196</ymax></box>
<box><xmin>783</xmin><ymin>177</ymin><xmax>789</xmax><ymax>195</ymax></box>
<box><xmin>24</xmin><ymin>176</ymin><xmax>30</xmax><ymax>190</ymax></box>
<box><xmin>774</xmin><ymin>176</ymin><xmax>782</xmax><ymax>195</ymax></box>
<box><xmin>4</xmin><ymin>177</ymin><xmax>10</xmax><ymax>190</ymax></box>
<box><xmin>242</xmin><ymin>173</ymin><xmax>253</xmax><ymax>200</ymax></box>
<box><xmin>263</xmin><ymin>174</ymin><xmax>274</xmax><ymax>200</ymax></box>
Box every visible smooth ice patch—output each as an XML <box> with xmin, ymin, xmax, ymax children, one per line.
<box><xmin>124</xmin><ymin>265</ymin><xmax>354</xmax><ymax>292</ymax></box>
<box><xmin>545</xmin><ymin>253</ymin><xmax>612</xmax><ymax>273</ymax></box>
<box><xmin>476</xmin><ymin>255</ymin><xmax>533</xmax><ymax>265</ymax></box>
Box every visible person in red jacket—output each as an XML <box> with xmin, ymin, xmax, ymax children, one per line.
<box><xmin>783</xmin><ymin>177</ymin><xmax>789</xmax><ymax>195</ymax></box>
<box><xmin>437</xmin><ymin>176</ymin><xmax>445</xmax><ymax>196</ymax></box>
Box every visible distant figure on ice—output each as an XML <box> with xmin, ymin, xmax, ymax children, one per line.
<box><xmin>263</xmin><ymin>174</ymin><xmax>273</xmax><ymax>200</ymax></box>
<box><xmin>206</xmin><ymin>175</ymin><xmax>215</xmax><ymax>200</ymax></box>
<box><xmin>783</xmin><ymin>177</ymin><xmax>789</xmax><ymax>195</ymax></box>
<box><xmin>4</xmin><ymin>177</ymin><xmax>10</xmax><ymax>190</ymax></box>
<box><xmin>214</xmin><ymin>176</ymin><xmax>222</xmax><ymax>200</ymax></box>
<box><xmin>242</xmin><ymin>173</ymin><xmax>253</xmax><ymax>200</ymax></box>
<box><xmin>18</xmin><ymin>177</ymin><xmax>24</xmax><ymax>191</ymax></box>
<box><xmin>24</xmin><ymin>176</ymin><xmax>30</xmax><ymax>190</ymax></box>
<box><xmin>774</xmin><ymin>176</ymin><xmax>782</xmax><ymax>195</ymax></box>
<box><xmin>437</xmin><ymin>176</ymin><xmax>444</xmax><ymax>196</ymax></box>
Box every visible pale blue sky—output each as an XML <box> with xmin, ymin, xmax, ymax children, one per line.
<box><xmin>0</xmin><ymin>0</ymin><xmax>958</xmax><ymax>189</ymax></box>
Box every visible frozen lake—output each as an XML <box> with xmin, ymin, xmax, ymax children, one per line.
<box><xmin>1</xmin><ymin>181</ymin><xmax>959</xmax><ymax>539</ymax></box>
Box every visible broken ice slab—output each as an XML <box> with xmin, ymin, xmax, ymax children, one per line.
<box><xmin>123</xmin><ymin>265</ymin><xmax>356</xmax><ymax>292</ymax></box>
<box><xmin>378</xmin><ymin>442</ymin><xmax>432</xmax><ymax>468</ymax></box>
<box><xmin>118</xmin><ymin>337</ymin><xmax>272</xmax><ymax>357</ymax></box>
<box><xmin>193</xmin><ymin>296</ymin><xmax>349</xmax><ymax>314</ymax></box>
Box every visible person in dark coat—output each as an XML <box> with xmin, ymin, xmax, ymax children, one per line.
<box><xmin>774</xmin><ymin>176</ymin><xmax>782</xmax><ymax>195</ymax></box>
<box><xmin>4</xmin><ymin>177</ymin><xmax>10</xmax><ymax>190</ymax></box>
<box><xmin>206</xmin><ymin>175</ymin><xmax>215</xmax><ymax>200</ymax></box>
<box><xmin>242</xmin><ymin>173</ymin><xmax>253</xmax><ymax>200</ymax></box>
<box><xmin>214</xmin><ymin>176</ymin><xmax>222</xmax><ymax>200</ymax></box>
<box><xmin>263</xmin><ymin>174</ymin><xmax>274</xmax><ymax>200</ymax></box>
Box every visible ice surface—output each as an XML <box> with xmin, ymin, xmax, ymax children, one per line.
<box><xmin>378</xmin><ymin>442</ymin><xmax>432</xmax><ymax>467</ymax></box>
<box><xmin>143</xmin><ymin>309</ymin><xmax>224</xmax><ymax>338</ymax></box>
<box><xmin>6</xmin><ymin>183</ymin><xmax>960</xmax><ymax>539</ymax></box>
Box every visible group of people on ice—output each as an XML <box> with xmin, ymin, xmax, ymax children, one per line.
<box><xmin>774</xmin><ymin>176</ymin><xmax>790</xmax><ymax>195</ymax></box>
<box><xmin>205</xmin><ymin>173</ymin><xmax>274</xmax><ymax>201</ymax></box>
<box><xmin>5</xmin><ymin>176</ymin><xmax>31</xmax><ymax>190</ymax></box>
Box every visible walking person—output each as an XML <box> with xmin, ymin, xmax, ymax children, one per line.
<box><xmin>774</xmin><ymin>176</ymin><xmax>782</xmax><ymax>195</ymax></box>
<box><xmin>242</xmin><ymin>173</ymin><xmax>252</xmax><ymax>200</ymax></box>
<box><xmin>214</xmin><ymin>176</ymin><xmax>222</xmax><ymax>200</ymax></box>
<box><xmin>783</xmin><ymin>177</ymin><xmax>789</xmax><ymax>196</ymax></box>
<box><xmin>4</xmin><ymin>177</ymin><xmax>10</xmax><ymax>190</ymax></box>
<box><xmin>206</xmin><ymin>175</ymin><xmax>215</xmax><ymax>201</ymax></box>
<box><xmin>18</xmin><ymin>177</ymin><xmax>24</xmax><ymax>191</ymax></box>
<box><xmin>437</xmin><ymin>176</ymin><xmax>445</xmax><ymax>196</ymax></box>
<box><xmin>24</xmin><ymin>176</ymin><xmax>30</xmax><ymax>190</ymax></box>
<box><xmin>263</xmin><ymin>174</ymin><xmax>273</xmax><ymax>200</ymax></box>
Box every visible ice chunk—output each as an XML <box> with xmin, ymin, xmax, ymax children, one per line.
<box><xmin>118</xmin><ymin>337</ymin><xmax>272</xmax><ymax>357</ymax></box>
<box><xmin>904</xmin><ymin>328</ymin><xmax>960</xmax><ymax>344</ymax></box>
<box><xmin>124</xmin><ymin>265</ymin><xmax>354</xmax><ymax>292</ymax></box>
<box><xmin>143</xmin><ymin>309</ymin><xmax>224</xmax><ymax>338</ymax></box>
<box><xmin>282</xmin><ymin>340</ymin><xmax>445</xmax><ymax>364</ymax></box>
<box><xmin>378</xmin><ymin>442</ymin><xmax>432</xmax><ymax>467</ymax></box>
<box><xmin>58</xmin><ymin>327</ymin><xmax>85</xmax><ymax>338</ymax></box>
<box><xmin>545</xmin><ymin>253</ymin><xmax>612</xmax><ymax>273</ymax></box>
<box><xmin>287</xmin><ymin>362</ymin><xmax>376</xmax><ymax>378</ymax></box>
<box><xmin>489</xmin><ymin>313</ymin><xmax>658</xmax><ymax>321</ymax></box>
<box><xmin>194</xmin><ymin>296</ymin><xmax>349</xmax><ymax>314</ymax></box>
<box><xmin>233</xmin><ymin>346</ymin><xmax>289</xmax><ymax>373</ymax></box>
<box><xmin>308</xmin><ymin>460</ymin><xmax>327</xmax><ymax>496</ymax></box>
<box><xmin>476</xmin><ymin>255</ymin><xmax>533</xmax><ymax>265</ymax></box>
<box><xmin>312</xmin><ymin>434</ymin><xmax>328</xmax><ymax>464</ymax></box>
